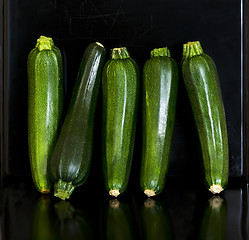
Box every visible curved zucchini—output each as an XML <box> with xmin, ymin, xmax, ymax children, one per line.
<box><xmin>27</xmin><ymin>36</ymin><xmax>63</xmax><ymax>194</ymax></box>
<box><xmin>102</xmin><ymin>47</ymin><xmax>139</xmax><ymax>197</ymax></box>
<box><xmin>140</xmin><ymin>47</ymin><xmax>178</xmax><ymax>197</ymax></box>
<box><xmin>181</xmin><ymin>41</ymin><xmax>229</xmax><ymax>194</ymax></box>
<box><xmin>50</xmin><ymin>42</ymin><xmax>106</xmax><ymax>200</ymax></box>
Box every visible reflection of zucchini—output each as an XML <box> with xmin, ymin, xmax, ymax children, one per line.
<box><xmin>141</xmin><ymin>199</ymin><xmax>173</xmax><ymax>240</ymax></box>
<box><xmin>102</xmin><ymin>47</ymin><xmax>139</xmax><ymax>197</ymax></box>
<box><xmin>181</xmin><ymin>41</ymin><xmax>229</xmax><ymax>194</ymax></box>
<box><xmin>54</xmin><ymin>201</ymin><xmax>93</xmax><ymax>240</ymax></box>
<box><xmin>28</xmin><ymin>36</ymin><xmax>63</xmax><ymax>194</ymax></box>
<box><xmin>199</xmin><ymin>196</ymin><xmax>227</xmax><ymax>240</ymax></box>
<box><xmin>140</xmin><ymin>47</ymin><xmax>178</xmax><ymax>197</ymax></box>
<box><xmin>105</xmin><ymin>199</ymin><xmax>134</xmax><ymax>240</ymax></box>
<box><xmin>50</xmin><ymin>42</ymin><xmax>106</xmax><ymax>200</ymax></box>
<box><xmin>31</xmin><ymin>196</ymin><xmax>57</xmax><ymax>240</ymax></box>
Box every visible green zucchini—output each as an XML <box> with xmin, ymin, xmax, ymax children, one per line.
<box><xmin>140</xmin><ymin>47</ymin><xmax>178</xmax><ymax>197</ymax></box>
<box><xmin>181</xmin><ymin>41</ymin><xmax>229</xmax><ymax>194</ymax></box>
<box><xmin>102</xmin><ymin>47</ymin><xmax>139</xmax><ymax>197</ymax></box>
<box><xmin>199</xmin><ymin>196</ymin><xmax>227</xmax><ymax>240</ymax></box>
<box><xmin>27</xmin><ymin>36</ymin><xmax>63</xmax><ymax>194</ymax></box>
<box><xmin>141</xmin><ymin>199</ymin><xmax>173</xmax><ymax>240</ymax></box>
<box><xmin>50</xmin><ymin>42</ymin><xmax>106</xmax><ymax>200</ymax></box>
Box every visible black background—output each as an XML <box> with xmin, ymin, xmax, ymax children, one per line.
<box><xmin>2</xmin><ymin>0</ymin><xmax>242</xmax><ymax>186</ymax></box>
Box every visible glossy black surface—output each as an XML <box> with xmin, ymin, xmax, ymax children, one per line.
<box><xmin>1</xmin><ymin>0</ymin><xmax>242</xmax><ymax>182</ymax></box>
<box><xmin>0</xmin><ymin>177</ymin><xmax>248</xmax><ymax>240</ymax></box>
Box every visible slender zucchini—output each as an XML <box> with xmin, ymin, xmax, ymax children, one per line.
<box><xmin>181</xmin><ymin>41</ymin><xmax>229</xmax><ymax>194</ymax></box>
<box><xmin>140</xmin><ymin>47</ymin><xmax>178</xmax><ymax>197</ymax></box>
<box><xmin>102</xmin><ymin>47</ymin><xmax>139</xmax><ymax>197</ymax></box>
<box><xmin>50</xmin><ymin>42</ymin><xmax>106</xmax><ymax>200</ymax></box>
<box><xmin>27</xmin><ymin>36</ymin><xmax>63</xmax><ymax>194</ymax></box>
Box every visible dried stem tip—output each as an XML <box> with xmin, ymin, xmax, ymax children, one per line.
<box><xmin>209</xmin><ymin>184</ymin><xmax>224</xmax><ymax>194</ymax></box>
<box><xmin>144</xmin><ymin>189</ymin><xmax>156</xmax><ymax>197</ymax></box>
<box><xmin>109</xmin><ymin>189</ymin><xmax>120</xmax><ymax>197</ymax></box>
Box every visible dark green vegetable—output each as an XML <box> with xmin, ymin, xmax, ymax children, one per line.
<box><xmin>141</xmin><ymin>199</ymin><xmax>173</xmax><ymax>240</ymax></box>
<box><xmin>102</xmin><ymin>47</ymin><xmax>139</xmax><ymax>197</ymax></box>
<box><xmin>50</xmin><ymin>42</ymin><xmax>106</xmax><ymax>200</ymax></box>
<box><xmin>28</xmin><ymin>35</ymin><xmax>63</xmax><ymax>194</ymax></box>
<box><xmin>199</xmin><ymin>196</ymin><xmax>227</xmax><ymax>240</ymax></box>
<box><xmin>181</xmin><ymin>41</ymin><xmax>229</xmax><ymax>194</ymax></box>
<box><xmin>140</xmin><ymin>47</ymin><xmax>178</xmax><ymax>197</ymax></box>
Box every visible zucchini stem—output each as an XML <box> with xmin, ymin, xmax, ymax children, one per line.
<box><xmin>144</xmin><ymin>189</ymin><xmax>156</xmax><ymax>197</ymax></box>
<box><xmin>54</xmin><ymin>179</ymin><xmax>75</xmax><ymax>200</ymax></box>
<box><xmin>111</xmin><ymin>47</ymin><xmax>130</xmax><ymax>59</ymax></box>
<box><xmin>109</xmin><ymin>189</ymin><xmax>120</xmax><ymax>197</ymax></box>
<box><xmin>209</xmin><ymin>184</ymin><xmax>224</xmax><ymax>194</ymax></box>
<box><xmin>35</xmin><ymin>35</ymin><xmax>54</xmax><ymax>51</ymax></box>
<box><xmin>41</xmin><ymin>188</ymin><xmax>50</xmax><ymax>194</ymax></box>
<box><xmin>150</xmin><ymin>47</ymin><xmax>171</xmax><ymax>58</ymax></box>
<box><xmin>182</xmin><ymin>41</ymin><xmax>203</xmax><ymax>59</ymax></box>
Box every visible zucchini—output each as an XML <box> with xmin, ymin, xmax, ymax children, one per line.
<box><xmin>141</xmin><ymin>199</ymin><xmax>173</xmax><ymax>240</ymax></box>
<box><xmin>50</xmin><ymin>42</ymin><xmax>106</xmax><ymax>200</ymax></box>
<box><xmin>102</xmin><ymin>47</ymin><xmax>139</xmax><ymax>197</ymax></box>
<box><xmin>199</xmin><ymin>196</ymin><xmax>227</xmax><ymax>240</ymax></box>
<box><xmin>27</xmin><ymin>36</ymin><xmax>63</xmax><ymax>194</ymax></box>
<box><xmin>181</xmin><ymin>41</ymin><xmax>229</xmax><ymax>194</ymax></box>
<box><xmin>140</xmin><ymin>47</ymin><xmax>178</xmax><ymax>197</ymax></box>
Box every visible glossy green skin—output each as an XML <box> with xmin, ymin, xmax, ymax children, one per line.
<box><xmin>31</xmin><ymin>196</ymin><xmax>57</xmax><ymax>240</ymax></box>
<box><xmin>50</xmin><ymin>43</ymin><xmax>105</xmax><ymax>189</ymax></box>
<box><xmin>105</xmin><ymin>200</ymin><xmax>134</xmax><ymax>240</ymax></box>
<box><xmin>182</xmin><ymin>53</ymin><xmax>229</xmax><ymax>190</ymax></box>
<box><xmin>28</xmin><ymin>46</ymin><xmax>63</xmax><ymax>193</ymax></box>
<box><xmin>141</xmin><ymin>199</ymin><xmax>173</xmax><ymax>240</ymax></box>
<box><xmin>102</xmin><ymin>57</ymin><xmax>139</xmax><ymax>194</ymax></box>
<box><xmin>199</xmin><ymin>197</ymin><xmax>227</xmax><ymax>240</ymax></box>
<box><xmin>140</xmin><ymin>56</ymin><xmax>178</xmax><ymax>195</ymax></box>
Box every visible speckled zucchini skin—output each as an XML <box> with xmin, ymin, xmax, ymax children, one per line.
<box><xmin>140</xmin><ymin>47</ymin><xmax>178</xmax><ymax>197</ymax></box>
<box><xmin>50</xmin><ymin>42</ymin><xmax>106</xmax><ymax>200</ymax></box>
<box><xmin>102</xmin><ymin>47</ymin><xmax>139</xmax><ymax>197</ymax></box>
<box><xmin>28</xmin><ymin>36</ymin><xmax>63</xmax><ymax>194</ymax></box>
<box><xmin>181</xmin><ymin>41</ymin><xmax>229</xmax><ymax>194</ymax></box>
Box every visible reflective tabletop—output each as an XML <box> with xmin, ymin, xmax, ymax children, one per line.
<box><xmin>0</xmin><ymin>177</ymin><xmax>248</xmax><ymax>240</ymax></box>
